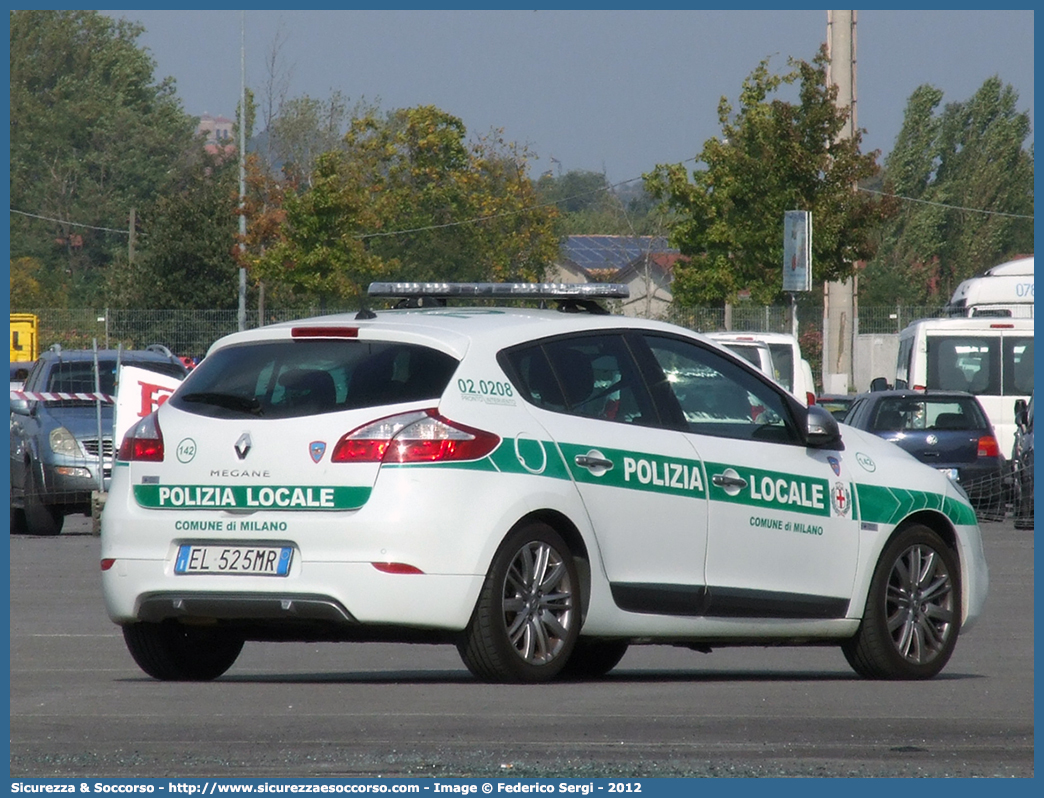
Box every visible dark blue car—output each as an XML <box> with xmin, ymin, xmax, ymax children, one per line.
<box><xmin>844</xmin><ymin>389</ymin><xmax>1007</xmax><ymax>520</ymax></box>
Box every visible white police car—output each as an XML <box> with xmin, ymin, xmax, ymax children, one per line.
<box><xmin>101</xmin><ymin>283</ymin><xmax>988</xmax><ymax>683</ymax></box>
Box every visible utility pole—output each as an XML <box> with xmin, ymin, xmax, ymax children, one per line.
<box><xmin>237</xmin><ymin>11</ymin><xmax>248</xmax><ymax>332</ymax></box>
<box><xmin>128</xmin><ymin>207</ymin><xmax>136</xmax><ymax>266</ymax></box>
<box><xmin>822</xmin><ymin>10</ymin><xmax>857</xmax><ymax>394</ymax></box>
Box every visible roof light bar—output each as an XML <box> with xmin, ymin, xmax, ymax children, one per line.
<box><xmin>367</xmin><ymin>282</ymin><xmax>630</xmax><ymax>300</ymax></box>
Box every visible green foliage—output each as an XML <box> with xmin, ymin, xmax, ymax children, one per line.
<box><xmin>254</xmin><ymin>105</ymin><xmax>560</xmax><ymax>302</ymax></box>
<box><xmin>645</xmin><ymin>46</ymin><xmax>886</xmax><ymax>307</ymax></box>
<box><xmin>535</xmin><ymin>171</ymin><xmax>667</xmax><ymax>235</ymax></box>
<box><xmin>9</xmin><ymin>10</ymin><xmax>197</xmax><ymax>305</ymax></box>
<box><xmin>862</xmin><ymin>77</ymin><xmax>1034</xmax><ymax>306</ymax></box>
<box><xmin>265</xmin><ymin>92</ymin><xmax>380</xmax><ymax>188</ymax></box>
<box><xmin>103</xmin><ymin>152</ymin><xmax>242</xmax><ymax>310</ymax></box>
<box><xmin>9</xmin><ymin>258</ymin><xmax>58</xmax><ymax>308</ymax></box>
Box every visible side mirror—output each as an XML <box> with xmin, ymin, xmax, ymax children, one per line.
<box><xmin>869</xmin><ymin>377</ymin><xmax>891</xmax><ymax>392</ymax></box>
<box><xmin>1014</xmin><ymin>398</ymin><xmax>1028</xmax><ymax>428</ymax></box>
<box><xmin>10</xmin><ymin>398</ymin><xmax>31</xmax><ymax>416</ymax></box>
<box><xmin>805</xmin><ymin>404</ymin><xmax>844</xmax><ymax>450</ymax></box>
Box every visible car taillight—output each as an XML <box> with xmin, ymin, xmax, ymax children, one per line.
<box><xmin>978</xmin><ymin>435</ymin><xmax>1000</xmax><ymax>458</ymax></box>
<box><xmin>118</xmin><ymin>411</ymin><xmax>165</xmax><ymax>462</ymax></box>
<box><xmin>331</xmin><ymin>409</ymin><xmax>501</xmax><ymax>463</ymax></box>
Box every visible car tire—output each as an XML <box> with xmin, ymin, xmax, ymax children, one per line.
<box><xmin>1013</xmin><ymin>473</ymin><xmax>1034</xmax><ymax>530</ymax></box>
<box><xmin>122</xmin><ymin>621</ymin><xmax>244</xmax><ymax>681</ymax></box>
<box><xmin>23</xmin><ymin>464</ymin><xmax>63</xmax><ymax>537</ymax></box>
<box><xmin>9</xmin><ymin>505</ymin><xmax>28</xmax><ymax>535</ymax></box>
<box><xmin>842</xmin><ymin>524</ymin><xmax>961</xmax><ymax>680</ymax></box>
<box><xmin>457</xmin><ymin>522</ymin><xmax>580</xmax><ymax>683</ymax></box>
<box><xmin>559</xmin><ymin>638</ymin><xmax>629</xmax><ymax>679</ymax></box>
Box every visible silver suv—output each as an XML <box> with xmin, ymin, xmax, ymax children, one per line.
<box><xmin>10</xmin><ymin>347</ymin><xmax>187</xmax><ymax>535</ymax></box>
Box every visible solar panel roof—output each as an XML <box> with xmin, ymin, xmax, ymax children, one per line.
<box><xmin>562</xmin><ymin>235</ymin><xmax>677</xmax><ymax>274</ymax></box>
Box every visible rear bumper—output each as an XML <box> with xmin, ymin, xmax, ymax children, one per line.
<box><xmin>103</xmin><ymin>557</ymin><xmax>485</xmax><ymax>634</ymax></box>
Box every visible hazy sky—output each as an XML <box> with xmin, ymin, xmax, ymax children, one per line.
<box><xmin>100</xmin><ymin>9</ymin><xmax>1034</xmax><ymax>184</ymax></box>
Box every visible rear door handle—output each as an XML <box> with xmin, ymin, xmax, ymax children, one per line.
<box><xmin>712</xmin><ymin>473</ymin><xmax>748</xmax><ymax>489</ymax></box>
<box><xmin>575</xmin><ymin>453</ymin><xmax>614</xmax><ymax>470</ymax></box>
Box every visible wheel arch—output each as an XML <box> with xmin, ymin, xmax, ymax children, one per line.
<box><xmin>511</xmin><ymin>508</ymin><xmax>593</xmax><ymax>621</ymax></box>
<box><xmin>848</xmin><ymin>509</ymin><xmax>960</xmax><ymax>622</ymax></box>
<box><xmin>899</xmin><ymin>509</ymin><xmax>958</xmax><ymax>554</ymax></box>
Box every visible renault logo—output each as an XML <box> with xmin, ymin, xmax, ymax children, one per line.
<box><xmin>234</xmin><ymin>433</ymin><xmax>252</xmax><ymax>460</ymax></box>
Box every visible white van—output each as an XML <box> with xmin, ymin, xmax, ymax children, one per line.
<box><xmin>702</xmin><ymin>333</ymin><xmax>777</xmax><ymax>379</ymax></box>
<box><xmin>706</xmin><ymin>331</ymin><xmax>815</xmax><ymax>405</ymax></box>
<box><xmin>946</xmin><ymin>256</ymin><xmax>1034</xmax><ymax>318</ymax></box>
<box><xmin>893</xmin><ymin>317</ymin><xmax>1034</xmax><ymax>455</ymax></box>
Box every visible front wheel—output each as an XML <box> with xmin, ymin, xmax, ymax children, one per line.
<box><xmin>842</xmin><ymin>524</ymin><xmax>961</xmax><ymax>679</ymax></box>
<box><xmin>23</xmin><ymin>464</ymin><xmax>63</xmax><ymax>537</ymax></box>
<box><xmin>123</xmin><ymin>621</ymin><xmax>244</xmax><ymax>681</ymax></box>
<box><xmin>457</xmin><ymin>522</ymin><xmax>580</xmax><ymax>683</ymax></box>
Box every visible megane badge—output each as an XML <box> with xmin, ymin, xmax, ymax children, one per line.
<box><xmin>234</xmin><ymin>432</ymin><xmax>252</xmax><ymax>460</ymax></box>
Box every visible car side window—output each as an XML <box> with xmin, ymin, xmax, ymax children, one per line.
<box><xmin>641</xmin><ymin>334</ymin><xmax>800</xmax><ymax>444</ymax></box>
<box><xmin>503</xmin><ymin>333</ymin><xmax>656</xmax><ymax>425</ymax></box>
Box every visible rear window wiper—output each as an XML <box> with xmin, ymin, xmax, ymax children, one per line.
<box><xmin>180</xmin><ymin>392</ymin><xmax>264</xmax><ymax>416</ymax></box>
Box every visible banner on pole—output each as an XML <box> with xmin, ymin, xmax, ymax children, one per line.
<box><xmin>783</xmin><ymin>210</ymin><xmax>812</xmax><ymax>292</ymax></box>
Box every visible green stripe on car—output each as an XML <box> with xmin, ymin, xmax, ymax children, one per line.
<box><xmin>133</xmin><ymin>484</ymin><xmax>371</xmax><ymax>511</ymax></box>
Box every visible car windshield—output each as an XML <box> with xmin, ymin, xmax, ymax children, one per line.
<box><xmin>766</xmin><ymin>343</ymin><xmax>794</xmax><ymax>391</ymax></box>
<box><xmin>47</xmin><ymin>360</ymin><xmax>120</xmax><ymax>394</ymax></box>
<box><xmin>871</xmin><ymin>397</ymin><xmax>988</xmax><ymax>433</ymax></box>
<box><xmin>171</xmin><ymin>339</ymin><xmax>459</xmax><ymax>419</ymax></box>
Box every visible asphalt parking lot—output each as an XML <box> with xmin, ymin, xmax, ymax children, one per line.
<box><xmin>8</xmin><ymin>512</ymin><xmax>1034</xmax><ymax>778</ymax></box>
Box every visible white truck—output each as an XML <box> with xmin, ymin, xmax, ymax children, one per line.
<box><xmin>946</xmin><ymin>255</ymin><xmax>1034</xmax><ymax>318</ymax></box>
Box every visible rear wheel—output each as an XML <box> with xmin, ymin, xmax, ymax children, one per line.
<box><xmin>123</xmin><ymin>621</ymin><xmax>244</xmax><ymax>681</ymax></box>
<box><xmin>559</xmin><ymin>638</ymin><xmax>629</xmax><ymax>679</ymax></box>
<box><xmin>23</xmin><ymin>464</ymin><xmax>63</xmax><ymax>537</ymax></box>
<box><xmin>457</xmin><ymin>522</ymin><xmax>580</xmax><ymax>683</ymax></box>
<box><xmin>842</xmin><ymin>524</ymin><xmax>961</xmax><ymax>679</ymax></box>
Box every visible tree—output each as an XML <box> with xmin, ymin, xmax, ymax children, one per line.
<box><xmin>9</xmin><ymin>258</ymin><xmax>56</xmax><ymax>308</ymax></box>
<box><xmin>267</xmin><ymin>92</ymin><xmax>378</xmax><ymax>188</ymax></box>
<box><xmin>644</xmin><ymin>46</ymin><xmax>886</xmax><ymax>307</ymax></box>
<box><xmin>104</xmin><ymin>150</ymin><xmax>241</xmax><ymax>310</ymax></box>
<box><xmin>861</xmin><ymin>77</ymin><xmax>1034</xmax><ymax>306</ymax></box>
<box><xmin>534</xmin><ymin>170</ymin><xmax>667</xmax><ymax>235</ymax></box>
<box><xmin>253</xmin><ymin>105</ymin><xmax>560</xmax><ymax>303</ymax></box>
<box><xmin>9</xmin><ymin>10</ymin><xmax>197</xmax><ymax>304</ymax></box>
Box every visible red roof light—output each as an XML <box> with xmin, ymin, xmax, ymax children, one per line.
<box><xmin>291</xmin><ymin>327</ymin><xmax>359</xmax><ymax>339</ymax></box>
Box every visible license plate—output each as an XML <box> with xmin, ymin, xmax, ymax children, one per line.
<box><xmin>174</xmin><ymin>544</ymin><xmax>293</xmax><ymax>576</ymax></box>
<box><xmin>937</xmin><ymin>468</ymin><xmax>959</xmax><ymax>481</ymax></box>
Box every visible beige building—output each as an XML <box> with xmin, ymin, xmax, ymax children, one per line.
<box><xmin>195</xmin><ymin>113</ymin><xmax>235</xmax><ymax>154</ymax></box>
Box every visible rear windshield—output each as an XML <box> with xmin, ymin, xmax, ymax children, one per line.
<box><xmin>170</xmin><ymin>339</ymin><xmax>459</xmax><ymax>419</ymax></box>
<box><xmin>870</xmin><ymin>397</ymin><xmax>988</xmax><ymax>433</ymax></box>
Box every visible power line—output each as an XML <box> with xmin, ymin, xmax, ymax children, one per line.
<box><xmin>857</xmin><ymin>187</ymin><xmax>1034</xmax><ymax>220</ymax></box>
<box><xmin>9</xmin><ymin>208</ymin><xmax>130</xmax><ymax>234</ymax></box>
<box><xmin>11</xmin><ymin>165</ymin><xmax>1032</xmax><ymax>246</ymax></box>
